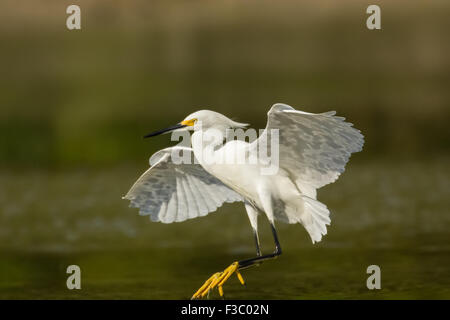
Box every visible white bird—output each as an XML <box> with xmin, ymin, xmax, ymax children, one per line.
<box><xmin>123</xmin><ymin>103</ymin><xmax>364</xmax><ymax>298</ymax></box>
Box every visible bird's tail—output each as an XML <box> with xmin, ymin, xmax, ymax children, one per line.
<box><xmin>300</xmin><ymin>196</ymin><xmax>331</xmax><ymax>244</ymax></box>
<box><xmin>278</xmin><ymin>195</ymin><xmax>331</xmax><ymax>244</ymax></box>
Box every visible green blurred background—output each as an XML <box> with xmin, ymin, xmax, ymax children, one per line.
<box><xmin>0</xmin><ymin>0</ymin><xmax>449</xmax><ymax>299</ymax></box>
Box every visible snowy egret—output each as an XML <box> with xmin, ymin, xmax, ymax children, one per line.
<box><xmin>123</xmin><ymin>103</ymin><xmax>364</xmax><ymax>299</ymax></box>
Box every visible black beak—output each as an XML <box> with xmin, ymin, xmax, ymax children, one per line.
<box><xmin>143</xmin><ymin>123</ymin><xmax>187</xmax><ymax>138</ymax></box>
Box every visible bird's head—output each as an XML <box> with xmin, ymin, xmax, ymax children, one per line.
<box><xmin>144</xmin><ymin>110</ymin><xmax>248</xmax><ymax>138</ymax></box>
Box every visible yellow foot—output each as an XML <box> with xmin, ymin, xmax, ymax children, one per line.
<box><xmin>191</xmin><ymin>261</ymin><xmax>245</xmax><ymax>299</ymax></box>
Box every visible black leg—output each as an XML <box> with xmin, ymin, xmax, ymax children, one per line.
<box><xmin>253</xmin><ymin>229</ymin><xmax>262</xmax><ymax>257</ymax></box>
<box><xmin>238</xmin><ymin>223</ymin><xmax>282</xmax><ymax>269</ymax></box>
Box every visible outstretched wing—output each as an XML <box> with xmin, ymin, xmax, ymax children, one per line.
<box><xmin>123</xmin><ymin>147</ymin><xmax>243</xmax><ymax>223</ymax></box>
<box><xmin>252</xmin><ymin>103</ymin><xmax>364</xmax><ymax>198</ymax></box>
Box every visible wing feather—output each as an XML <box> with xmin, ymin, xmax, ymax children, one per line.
<box><xmin>252</xmin><ymin>103</ymin><xmax>364</xmax><ymax>197</ymax></box>
<box><xmin>186</xmin><ymin>175</ymin><xmax>209</xmax><ymax>216</ymax></box>
<box><xmin>123</xmin><ymin>146</ymin><xmax>243</xmax><ymax>223</ymax></box>
<box><xmin>180</xmin><ymin>176</ymin><xmax>197</xmax><ymax>220</ymax></box>
<box><xmin>191</xmin><ymin>176</ymin><xmax>218</xmax><ymax>212</ymax></box>
<box><xmin>163</xmin><ymin>191</ymin><xmax>177</xmax><ymax>223</ymax></box>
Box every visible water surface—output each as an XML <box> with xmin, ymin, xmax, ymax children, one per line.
<box><xmin>1</xmin><ymin>159</ymin><xmax>449</xmax><ymax>299</ymax></box>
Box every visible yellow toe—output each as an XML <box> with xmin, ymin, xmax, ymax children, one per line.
<box><xmin>191</xmin><ymin>261</ymin><xmax>245</xmax><ymax>299</ymax></box>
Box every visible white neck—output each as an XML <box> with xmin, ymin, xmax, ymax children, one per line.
<box><xmin>191</xmin><ymin>128</ymin><xmax>227</xmax><ymax>166</ymax></box>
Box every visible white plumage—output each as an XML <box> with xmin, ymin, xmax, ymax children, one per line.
<box><xmin>123</xmin><ymin>103</ymin><xmax>364</xmax><ymax>244</ymax></box>
<box><xmin>124</xmin><ymin>147</ymin><xmax>243</xmax><ymax>223</ymax></box>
